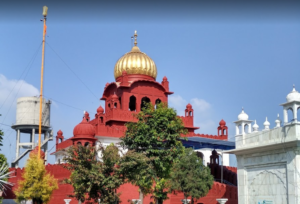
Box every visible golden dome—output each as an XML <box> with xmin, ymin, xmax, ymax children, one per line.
<box><xmin>114</xmin><ymin>31</ymin><xmax>157</xmax><ymax>80</ymax></box>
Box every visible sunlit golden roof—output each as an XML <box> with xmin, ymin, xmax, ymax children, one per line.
<box><xmin>114</xmin><ymin>31</ymin><xmax>157</xmax><ymax>80</ymax></box>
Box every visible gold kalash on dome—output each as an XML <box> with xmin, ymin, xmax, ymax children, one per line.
<box><xmin>114</xmin><ymin>31</ymin><xmax>157</xmax><ymax>81</ymax></box>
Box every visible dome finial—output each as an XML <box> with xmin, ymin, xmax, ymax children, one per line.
<box><xmin>253</xmin><ymin>120</ymin><xmax>259</xmax><ymax>132</ymax></box>
<box><xmin>263</xmin><ymin>117</ymin><xmax>270</xmax><ymax>130</ymax></box>
<box><xmin>134</xmin><ymin>30</ymin><xmax>138</xmax><ymax>46</ymax></box>
<box><xmin>275</xmin><ymin>114</ymin><xmax>281</xmax><ymax>128</ymax></box>
<box><xmin>293</xmin><ymin>84</ymin><xmax>296</xmax><ymax>91</ymax></box>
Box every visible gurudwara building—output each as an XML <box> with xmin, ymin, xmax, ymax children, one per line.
<box><xmin>5</xmin><ymin>32</ymin><xmax>237</xmax><ymax>204</ymax></box>
<box><xmin>228</xmin><ymin>86</ymin><xmax>300</xmax><ymax>204</ymax></box>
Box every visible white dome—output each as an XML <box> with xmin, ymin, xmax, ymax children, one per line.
<box><xmin>238</xmin><ymin>108</ymin><xmax>249</xmax><ymax>120</ymax></box>
<box><xmin>286</xmin><ymin>85</ymin><xmax>300</xmax><ymax>102</ymax></box>
<box><xmin>253</xmin><ymin>120</ymin><xmax>259</xmax><ymax>129</ymax></box>
<box><xmin>263</xmin><ymin>117</ymin><xmax>270</xmax><ymax>126</ymax></box>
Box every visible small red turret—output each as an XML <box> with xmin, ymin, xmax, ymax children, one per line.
<box><xmin>218</xmin><ymin>119</ymin><xmax>228</xmax><ymax>139</ymax></box>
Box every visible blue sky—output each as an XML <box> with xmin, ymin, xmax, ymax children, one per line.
<box><xmin>0</xmin><ymin>1</ymin><xmax>300</xmax><ymax>167</ymax></box>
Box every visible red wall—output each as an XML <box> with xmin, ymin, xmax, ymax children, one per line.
<box><xmin>5</xmin><ymin>165</ymin><xmax>237</xmax><ymax>204</ymax></box>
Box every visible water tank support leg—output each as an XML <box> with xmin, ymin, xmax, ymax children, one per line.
<box><xmin>44</xmin><ymin>131</ymin><xmax>48</xmax><ymax>164</ymax></box>
<box><xmin>15</xmin><ymin>129</ymin><xmax>20</xmax><ymax>168</ymax></box>
<box><xmin>32</xmin><ymin>128</ymin><xmax>35</xmax><ymax>147</ymax></box>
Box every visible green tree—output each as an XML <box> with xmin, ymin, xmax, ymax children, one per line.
<box><xmin>169</xmin><ymin>148</ymin><xmax>214</xmax><ymax>204</ymax></box>
<box><xmin>14</xmin><ymin>153</ymin><xmax>58</xmax><ymax>204</ymax></box>
<box><xmin>118</xmin><ymin>150</ymin><xmax>154</xmax><ymax>203</ymax></box>
<box><xmin>121</xmin><ymin>103</ymin><xmax>187</xmax><ymax>204</ymax></box>
<box><xmin>64</xmin><ymin>143</ymin><xmax>123</xmax><ymax>204</ymax></box>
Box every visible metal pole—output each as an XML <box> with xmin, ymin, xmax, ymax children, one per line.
<box><xmin>221</xmin><ymin>150</ymin><xmax>223</xmax><ymax>184</ymax></box>
<box><xmin>38</xmin><ymin>6</ymin><xmax>48</xmax><ymax>158</ymax></box>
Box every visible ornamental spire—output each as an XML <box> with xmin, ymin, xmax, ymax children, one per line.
<box><xmin>134</xmin><ymin>30</ymin><xmax>138</xmax><ymax>46</ymax></box>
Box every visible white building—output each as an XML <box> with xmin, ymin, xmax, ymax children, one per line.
<box><xmin>227</xmin><ymin>86</ymin><xmax>300</xmax><ymax>204</ymax></box>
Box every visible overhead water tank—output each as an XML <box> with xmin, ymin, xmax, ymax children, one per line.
<box><xmin>15</xmin><ymin>96</ymin><xmax>51</xmax><ymax>127</ymax></box>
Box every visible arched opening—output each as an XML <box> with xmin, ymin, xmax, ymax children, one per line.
<box><xmin>244</xmin><ymin>124</ymin><xmax>249</xmax><ymax>134</ymax></box>
<box><xmin>297</xmin><ymin>107</ymin><xmax>300</xmax><ymax>122</ymax></box>
<box><xmin>218</xmin><ymin>153</ymin><xmax>222</xmax><ymax>165</ymax></box>
<box><xmin>223</xmin><ymin>129</ymin><xmax>226</xmax><ymax>135</ymax></box>
<box><xmin>129</xmin><ymin>95</ymin><xmax>136</xmax><ymax>111</ymax></box>
<box><xmin>84</xmin><ymin>142</ymin><xmax>90</xmax><ymax>147</ymax></box>
<box><xmin>141</xmin><ymin>97</ymin><xmax>150</xmax><ymax>110</ymax></box>
<box><xmin>288</xmin><ymin>108</ymin><xmax>294</xmax><ymax>122</ymax></box>
<box><xmin>108</xmin><ymin>103</ymin><xmax>111</xmax><ymax>108</ymax></box>
<box><xmin>100</xmin><ymin>117</ymin><xmax>103</xmax><ymax>123</ymax></box>
<box><xmin>189</xmin><ymin>111</ymin><xmax>192</xmax><ymax>116</ymax></box>
<box><xmin>58</xmin><ymin>159</ymin><xmax>61</xmax><ymax>164</ymax></box>
<box><xmin>59</xmin><ymin>138</ymin><xmax>62</xmax><ymax>143</ymax></box>
<box><xmin>196</xmin><ymin>151</ymin><xmax>204</xmax><ymax>160</ymax></box>
<box><xmin>196</xmin><ymin>151</ymin><xmax>205</xmax><ymax>165</ymax></box>
<box><xmin>238</xmin><ymin>125</ymin><xmax>242</xmax><ymax>135</ymax></box>
<box><xmin>119</xmin><ymin>97</ymin><xmax>122</xmax><ymax>109</ymax></box>
<box><xmin>155</xmin><ymin>99</ymin><xmax>161</xmax><ymax>109</ymax></box>
<box><xmin>114</xmin><ymin>103</ymin><xmax>117</xmax><ymax>108</ymax></box>
<box><xmin>77</xmin><ymin>142</ymin><xmax>82</xmax><ymax>146</ymax></box>
<box><xmin>186</xmin><ymin>111</ymin><xmax>188</xmax><ymax>117</ymax></box>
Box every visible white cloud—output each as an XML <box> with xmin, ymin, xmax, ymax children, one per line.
<box><xmin>169</xmin><ymin>94</ymin><xmax>217</xmax><ymax>134</ymax></box>
<box><xmin>190</xmin><ymin>98</ymin><xmax>211</xmax><ymax>112</ymax></box>
<box><xmin>169</xmin><ymin>95</ymin><xmax>187</xmax><ymax>108</ymax></box>
<box><xmin>168</xmin><ymin>95</ymin><xmax>187</xmax><ymax>116</ymax></box>
<box><xmin>169</xmin><ymin>95</ymin><xmax>212</xmax><ymax>116</ymax></box>
<box><xmin>194</xmin><ymin>120</ymin><xmax>216</xmax><ymax>133</ymax></box>
<box><xmin>0</xmin><ymin>74</ymin><xmax>39</xmax><ymax>123</ymax></box>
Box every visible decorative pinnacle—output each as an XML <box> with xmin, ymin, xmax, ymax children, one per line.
<box><xmin>134</xmin><ymin>30</ymin><xmax>138</xmax><ymax>46</ymax></box>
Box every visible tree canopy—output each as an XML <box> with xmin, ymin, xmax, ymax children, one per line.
<box><xmin>169</xmin><ymin>148</ymin><xmax>214</xmax><ymax>204</ymax></box>
<box><xmin>121</xmin><ymin>102</ymin><xmax>187</xmax><ymax>203</ymax></box>
<box><xmin>64</xmin><ymin>143</ymin><xmax>123</xmax><ymax>204</ymax></box>
<box><xmin>14</xmin><ymin>153</ymin><xmax>58</xmax><ymax>204</ymax></box>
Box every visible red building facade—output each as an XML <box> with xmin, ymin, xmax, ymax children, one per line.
<box><xmin>4</xmin><ymin>32</ymin><xmax>237</xmax><ymax>204</ymax></box>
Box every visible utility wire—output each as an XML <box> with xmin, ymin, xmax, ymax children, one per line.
<box><xmin>46</xmin><ymin>42</ymin><xmax>98</xmax><ymax>100</ymax></box>
<box><xmin>0</xmin><ymin>43</ymin><xmax>42</xmax><ymax>111</ymax></box>
<box><xmin>1</xmin><ymin>45</ymin><xmax>42</xmax><ymax>124</ymax></box>
<box><xmin>43</xmin><ymin>95</ymin><xmax>84</xmax><ymax>111</ymax></box>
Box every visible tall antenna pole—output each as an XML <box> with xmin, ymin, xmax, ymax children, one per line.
<box><xmin>38</xmin><ymin>6</ymin><xmax>48</xmax><ymax>159</ymax></box>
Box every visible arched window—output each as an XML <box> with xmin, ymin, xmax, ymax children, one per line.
<box><xmin>141</xmin><ymin>97</ymin><xmax>150</xmax><ymax>110</ymax></box>
<box><xmin>155</xmin><ymin>99</ymin><xmax>161</xmax><ymax>109</ymax></box>
<box><xmin>288</xmin><ymin>108</ymin><xmax>294</xmax><ymax>122</ymax></box>
<box><xmin>100</xmin><ymin>117</ymin><xmax>103</xmax><ymax>123</ymax></box>
<box><xmin>129</xmin><ymin>95</ymin><xmax>136</xmax><ymax>111</ymax></box>
<box><xmin>223</xmin><ymin>129</ymin><xmax>226</xmax><ymax>135</ymax></box>
<box><xmin>186</xmin><ymin>111</ymin><xmax>188</xmax><ymax>117</ymax></box>
<box><xmin>119</xmin><ymin>97</ymin><xmax>122</xmax><ymax>109</ymax></box>
<box><xmin>108</xmin><ymin>103</ymin><xmax>111</xmax><ymax>108</ymax></box>
<box><xmin>59</xmin><ymin>138</ymin><xmax>62</xmax><ymax>143</ymax></box>
<box><xmin>114</xmin><ymin>103</ymin><xmax>117</xmax><ymax>108</ymax></box>
<box><xmin>244</xmin><ymin>124</ymin><xmax>249</xmax><ymax>134</ymax></box>
<box><xmin>297</xmin><ymin>107</ymin><xmax>300</xmax><ymax>122</ymax></box>
<box><xmin>238</xmin><ymin>125</ymin><xmax>242</xmax><ymax>135</ymax></box>
<box><xmin>77</xmin><ymin>142</ymin><xmax>82</xmax><ymax>145</ymax></box>
<box><xmin>196</xmin><ymin>151</ymin><xmax>204</xmax><ymax>160</ymax></box>
<box><xmin>84</xmin><ymin>142</ymin><xmax>90</xmax><ymax>147</ymax></box>
<box><xmin>189</xmin><ymin>111</ymin><xmax>192</xmax><ymax>116</ymax></box>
